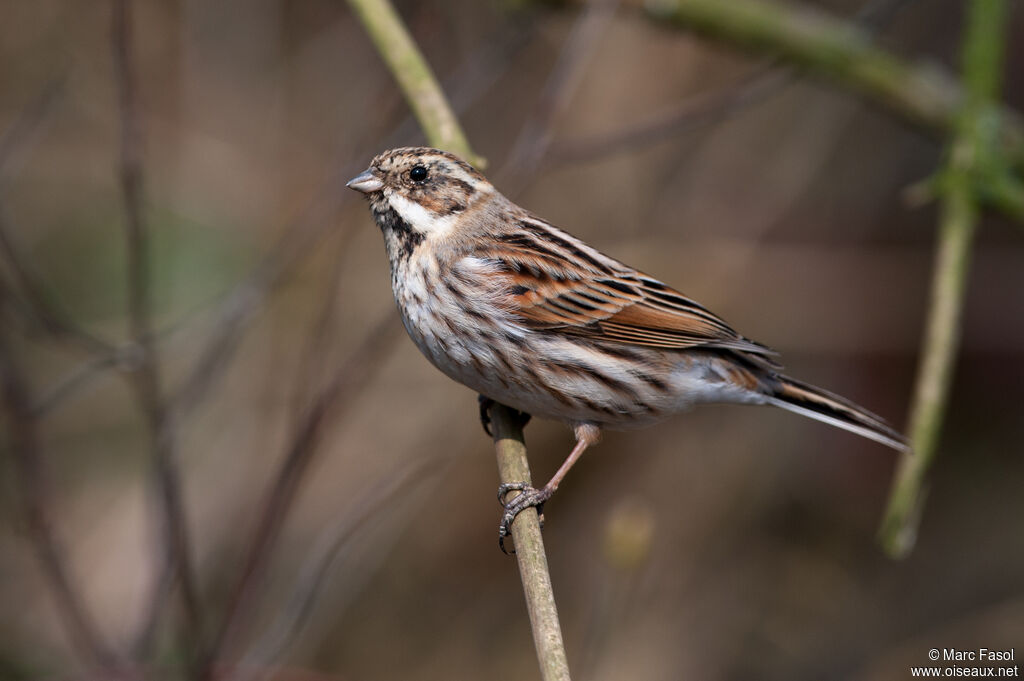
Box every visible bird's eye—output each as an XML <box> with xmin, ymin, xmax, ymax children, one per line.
<box><xmin>409</xmin><ymin>165</ymin><xmax>428</xmax><ymax>182</ymax></box>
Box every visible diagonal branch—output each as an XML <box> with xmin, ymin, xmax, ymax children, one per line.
<box><xmin>645</xmin><ymin>0</ymin><xmax>1024</xmax><ymax>220</ymax></box>
<box><xmin>501</xmin><ymin>0</ymin><xmax>621</xmax><ymax>191</ymax></box>
<box><xmin>345</xmin><ymin>0</ymin><xmax>484</xmax><ymax>165</ymax></box>
<box><xmin>196</xmin><ymin>314</ymin><xmax>403</xmax><ymax>677</ymax></box>
<box><xmin>346</xmin><ymin>2</ymin><xmax>572</xmax><ymax>678</ymax></box>
<box><xmin>0</xmin><ymin>81</ymin><xmax>117</xmax><ymax>357</ymax></box>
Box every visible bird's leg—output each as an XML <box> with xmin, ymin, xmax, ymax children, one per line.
<box><xmin>497</xmin><ymin>423</ymin><xmax>600</xmax><ymax>553</ymax></box>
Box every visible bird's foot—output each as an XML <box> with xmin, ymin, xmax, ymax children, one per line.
<box><xmin>478</xmin><ymin>396</ymin><xmax>532</xmax><ymax>437</ymax></box>
<box><xmin>478</xmin><ymin>395</ymin><xmax>495</xmax><ymax>436</ymax></box>
<box><xmin>497</xmin><ymin>482</ymin><xmax>552</xmax><ymax>554</ymax></box>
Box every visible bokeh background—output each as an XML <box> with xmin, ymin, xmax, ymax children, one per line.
<box><xmin>1</xmin><ymin>1</ymin><xmax>1022</xmax><ymax>679</ymax></box>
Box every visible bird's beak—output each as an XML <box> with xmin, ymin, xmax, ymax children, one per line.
<box><xmin>346</xmin><ymin>168</ymin><xmax>384</xmax><ymax>193</ymax></box>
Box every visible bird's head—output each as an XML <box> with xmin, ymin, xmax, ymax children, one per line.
<box><xmin>346</xmin><ymin>147</ymin><xmax>493</xmax><ymax>245</ymax></box>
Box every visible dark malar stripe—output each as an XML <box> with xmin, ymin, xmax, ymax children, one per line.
<box><xmin>374</xmin><ymin>206</ymin><xmax>424</xmax><ymax>262</ymax></box>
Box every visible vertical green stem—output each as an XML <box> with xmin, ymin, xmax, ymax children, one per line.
<box><xmin>879</xmin><ymin>183</ymin><xmax>976</xmax><ymax>556</ymax></box>
<box><xmin>878</xmin><ymin>0</ymin><xmax>1009</xmax><ymax>557</ymax></box>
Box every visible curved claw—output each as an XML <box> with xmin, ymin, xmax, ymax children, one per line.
<box><xmin>478</xmin><ymin>395</ymin><xmax>494</xmax><ymax>436</ymax></box>
<box><xmin>480</xmin><ymin>397</ymin><xmax>533</xmax><ymax>439</ymax></box>
<box><xmin>496</xmin><ymin>483</ymin><xmax>551</xmax><ymax>554</ymax></box>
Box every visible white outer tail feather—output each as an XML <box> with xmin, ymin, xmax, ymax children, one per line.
<box><xmin>767</xmin><ymin>397</ymin><xmax>909</xmax><ymax>452</ymax></box>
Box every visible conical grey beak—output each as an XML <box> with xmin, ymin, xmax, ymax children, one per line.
<box><xmin>346</xmin><ymin>169</ymin><xmax>384</xmax><ymax>193</ymax></box>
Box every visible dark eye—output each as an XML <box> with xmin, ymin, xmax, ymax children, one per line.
<box><xmin>409</xmin><ymin>165</ymin><xmax>428</xmax><ymax>182</ymax></box>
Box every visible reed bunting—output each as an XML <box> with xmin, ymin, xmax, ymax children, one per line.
<box><xmin>348</xmin><ymin>147</ymin><xmax>907</xmax><ymax>548</ymax></box>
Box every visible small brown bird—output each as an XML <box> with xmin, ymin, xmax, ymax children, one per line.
<box><xmin>347</xmin><ymin>147</ymin><xmax>906</xmax><ymax>546</ymax></box>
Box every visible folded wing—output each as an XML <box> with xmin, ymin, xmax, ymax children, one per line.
<box><xmin>474</xmin><ymin>216</ymin><xmax>779</xmax><ymax>365</ymax></box>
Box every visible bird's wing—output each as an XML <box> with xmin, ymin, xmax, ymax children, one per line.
<box><xmin>474</xmin><ymin>217</ymin><xmax>779</xmax><ymax>363</ymax></box>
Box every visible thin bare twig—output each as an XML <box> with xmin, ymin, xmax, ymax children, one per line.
<box><xmin>501</xmin><ymin>0</ymin><xmax>621</xmax><ymax>192</ymax></box>
<box><xmin>110</xmin><ymin>0</ymin><xmax>202</xmax><ymax>656</ymax></box>
<box><xmin>0</xmin><ymin>208</ymin><xmax>114</xmax><ymax>357</ymax></box>
<box><xmin>550</xmin><ymin>0</ymin><xmax>918</xmax><ymax>165</ymax></box>
<box><xmin>0</xmin><ymin>78</ymin><xmax>64</xmax><ymax>177</ymax></box>
<box><xmin>286</xmin><ymin>216</ymin><xmax>365</xmax><ymax>424</ymax></box>
<box><xmin>42</xmin><ymin>24</ymin><xmax>532</xmax><ymax>424</ymax></box>
<box><xmin>491</xmin><ymin>405</ymin><xmax>572</xmax><ymax>681</ymax></box>
<box><xmin>198</xmin><ymin>314</ymin><xmax>403</xmax><ymax>677</ymax></box>
<box><xmin>234</xmin><ymin>457</ymin><xmax>449</xmax><ymax>680</ymax></box>
<box><xmin>550</xmin><ymin>61</ymin><xmax>790</xmax><ymax>164</ymax></box>
<box><xmin>0</xmin><ymin>80</ymin><xmax>116</xmax><ymax>356</ymax></box>
<box><xmin>32</xmin><ymin>349</ymin><xmax>130</xmax><ymax>417</ymax></box>
<box><xmin>0</xmin><ymin>294</ymin><xmax>118</xmax><ymax>671</ymax></box>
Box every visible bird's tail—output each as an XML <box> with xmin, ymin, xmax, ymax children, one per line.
<box><xmin>766</xmin><ymin>375</ymin><xmax>908</xmax><ymax>451</ymax></box>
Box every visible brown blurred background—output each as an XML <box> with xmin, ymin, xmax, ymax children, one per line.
<box><xmin>1</xmin><ymin>1</ymin><xmax>1022</xmax><ymax>679</ymax></box>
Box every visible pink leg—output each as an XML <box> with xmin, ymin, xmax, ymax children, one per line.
<box><xmin>540</xmin><ymin>422</ymin><xmax>601</xmax><ymax>494</ymax></box>
<box><xmin>497</xmin><ymin>423</ymin><xmax>601</xmax><ymax>552</ymax></box>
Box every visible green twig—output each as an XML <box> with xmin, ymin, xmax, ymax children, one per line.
<box><xmin>646</xmin><ymin>0</ymin><xmax>1024</xmax><ymax>218</ymax></box>
<box><xmin>491</xmin><ymin>405</ymin><xmax>572</xmax><ymax>681</ymax></box>
<box><xmin>878</xmin><ymin>0</ymin><xmax>1010</xmax><ymax>557</ymax></box>
<box><xmin>348</xmin><ymin>1</ymin><xmax>568</xmax><ymax>675</ymax></box>
<box><xmin>346</xmin><ymin>0</ymin><xmax>484</xmax><ymax>166</ymax></box>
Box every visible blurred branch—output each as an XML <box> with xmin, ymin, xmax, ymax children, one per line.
<box><xmin>42</xmin><ymin>23</ymin><xmax>531</xmax><ymax>422</ymax></box>
<box><xmin>32</xmin><ymin>350</ymin><xmax>129</xmax><ymax>417</ymax></box>
<box><xmin>546</xmin><ymin>0</ymin><xmax>912</xmax><ymax>166</ymax></box>
<box><xmin>0</xmin><ymin>208</ymin><xmax>116</xmax><ymax>356</ymax></box>
<box><xmin>491</xmin><ymin>405</ymin><xmax>572</xmax><ymax>681</ymax></box>
<box><xmin>550</xmin><ymin>61</ymin><xmax>789</xmax><ymax>164</ymax></box>
<box><xmin>234</xmin><ymin>457</ymin><xmax>447</xmax><ymax>679</ymax></box>
<box><xmin>0</xmin><ymin>78</ymin><xmax>64</xmax><ymax>174</ymax></box>
<box><xmin>110</xmin><ymin>0</ymin><xmax>202</xmax><ymax>657</ymax></box>
<box><xmin>167</xmin><ymin>188</ymin><xmax>339</xmax><ymax>419</ymax></box>
<box><xmin>346</xmin><ymin>0</ymin><xmax>485</xmax><ymax>166</ymax></box>
<box><xmin>501</xmin><ymin>0</ymin><xmax>620</xmax><ymax>191</ymax></box>
<box><xmin>199</xmin><ymin>314</ymin><xmax>403</xmax><ymax>678</ymax></box>
<box><xmin>0</xmin><ymin>81</ymin><xmax>117</xmax><ymax>357</ymax></box>
<box><xmin>878</xmin><ymin>0</ymin><xmax>1010</xmax><ymax>557</ymax></box>
<box><xmin>645</xmin><ymin>0</ymin><xmax>1024</xmax><ymax>218</ymax></box>
<box><xmin>0</xmin><ymin>295</ymin><xmax>118</xmax><ymax>672</ymax></box>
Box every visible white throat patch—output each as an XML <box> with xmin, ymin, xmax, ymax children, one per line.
<box><xmin>387</xmin><ymin>192</ymin><xmax>459</xmax><ymax>237</ymax></box>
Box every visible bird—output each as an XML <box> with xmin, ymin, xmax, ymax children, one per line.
<box><xmin>346</xmin><ymin>146</ymin><xmax>907</xmax><ymax>548</ymax></box>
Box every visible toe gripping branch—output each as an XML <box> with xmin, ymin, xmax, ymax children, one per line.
<box><xmin>497</xmin><ymin>482</ymin><xmax>551</xmax><ymax>554</ymax></box>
